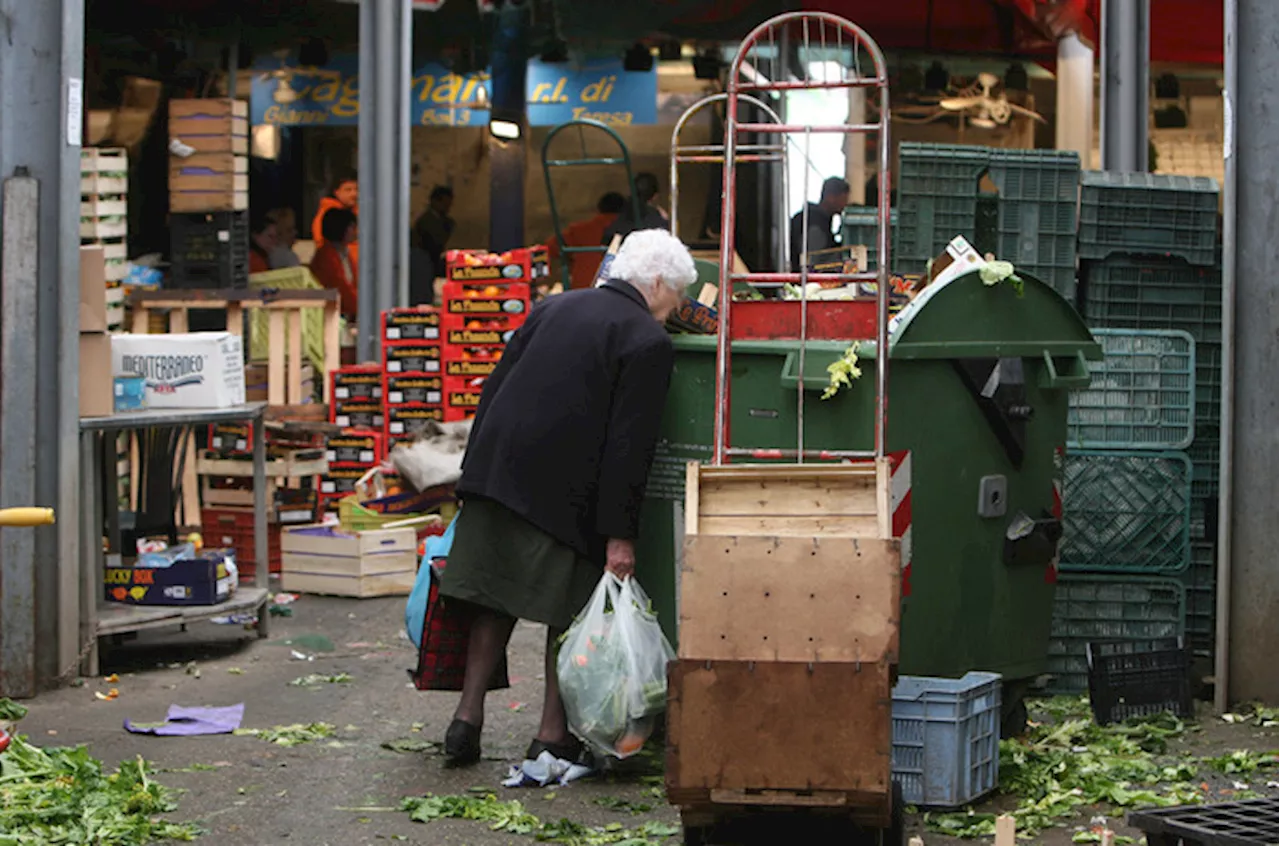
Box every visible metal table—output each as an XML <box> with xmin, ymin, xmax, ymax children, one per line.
<box><xmin>79</xmin><ymin>403</ymin><xmax>271</xmax><ymax>675</ymax></box>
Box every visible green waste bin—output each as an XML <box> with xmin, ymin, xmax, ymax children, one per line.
<box><xmin>634</xmin><ymin>268</ymin><xmax>1101</xmax><ymax>729</ymax></box>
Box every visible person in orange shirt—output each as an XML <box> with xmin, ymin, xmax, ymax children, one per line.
<box><xmin>310</xmin><ymin>208</ymin><xmax>359</xmax><ymax>319</ymax></box>
<box><xmin>311</xmin><ymin>171</ymin><xmax>359</xmax><ymax>265</ymax></box>
<box><xmin>544</xmin><ymin>192</ymin><xmax>626</xmax><ymax>289</ymax></box>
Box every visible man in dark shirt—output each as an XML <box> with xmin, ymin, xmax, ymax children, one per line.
<box><xmin>601</xmin><ymin>172</ymin><xmax>670</xmax><ymax>245</ymax></box>
<box><xmin>790</xmin><ymin>176</ymin><xmax>851</xmax><ymax>272</ymax></box>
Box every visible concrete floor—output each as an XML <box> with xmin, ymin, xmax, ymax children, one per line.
<box><xmin>13</xmin><ymin>592</ymin><xmax>1278</xmax><ymax>846</ymax></box>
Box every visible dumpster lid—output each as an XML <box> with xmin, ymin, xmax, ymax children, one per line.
<box><xmin>887</xmin><ymin>268</ymin><xmax>1102</xmax><ymax>361</ymax></box>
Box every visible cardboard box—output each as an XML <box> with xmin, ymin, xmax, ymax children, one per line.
<box><xmin>325</xmin><ymin>430</ymin><xmax>384</xmax><ymax>466</ymax></box>
<box><xmin>80</xmin><ymin>246</ymin><xmax>108</xmax><ymax>332</ymax></box>
<box><xmin>104</xmin><ymin>550</ymin><xmax>236</xmax><ymax>606</ymax></box>
<box><xmin>113</xmin><ymin>332</ymin><xmax>246</xmax><ymax>409</ymax></box>
<box><xmin>385</xmin><ymin>405</ymin><xmax>445</xmax><ymax>439</ymax></box>
<box><xmin>281</xmin><ymin>523</ymin><xmax>418</xmax><ymax>598</ymax></box>
<box><xmin>384</xmin><ymin>373</ymin><xmax>443</xmax><ymax>407</ymax></box>
<box><xmin>383</xmin><ymin>342</ymin><xmax>441</xmax><ymax>374</ymax></box>
<box><xmin>331</xmin><ymin>399</ymin><xmax>383</xmax><ymax>430</ymax></box>
<box><xmin>383</xmin><ymin>307</ymin><xmax>440</xmax><ymax>342</ymax></box>
<box><xmin>80</xmin><ymin>333</ymin><xmax>115</xmax><ymax>417</ymax></box>
<box><xmin>331</xmin><ymin>366</ymin><xmax>383</xmax><ymax>402</ymax></box>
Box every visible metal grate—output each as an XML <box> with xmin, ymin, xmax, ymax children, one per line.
<box><xmin>1068</xmin><ymin>329</ymin><xmax>1196</xmax><ymax>450</ymax></box>
<box><xmin>1061</xmin><ymin>451</ymin><xmax>1192</xmax><ymax>573</ymax></box>
<box><xmin>1128</xmin><ymin>798</ymin><xmax>1279</xmax><ymax>846</ymax></box>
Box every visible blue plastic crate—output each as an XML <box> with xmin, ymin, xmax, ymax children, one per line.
<box><xmin>1068</xmin><ymin>329</ymin><xmax>1195</xmax><ymax>450</ymax></box>
<box><xmin>891</xmin><ymin>672</ymin><xmax>1001</xmax><ymax>808</ymax></box>
<box><xmin>1079</xmin><ymin>171</ymin><xmax>1220</xmax><ymax>266</ymax></box>
<box><xmin>1060</xmin><ymin>450</ymin><xmax>1192</xmax><ymax>573</ymax></box>
<box><xmin>1046</xmin><ymin>575</ymin><xmax>1185</xmax><ymax>694</ymax></box>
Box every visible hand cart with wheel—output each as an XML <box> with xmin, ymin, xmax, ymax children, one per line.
<box><xmin>666</xmin><ymin>12</ymin><xmax>905</xmax><ymax>845</ymax></box>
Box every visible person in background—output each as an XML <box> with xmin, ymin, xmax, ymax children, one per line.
<box><xmin>438</xmin><ymin>229</ymin><xmax>696</xmax><ymax>768</ymax></box>
<box><xmin>544</xmin><ymin>192</ymin><xmax>626</xmax><ymax>289</ymax></box>
<box><xmin>600</xmin><ymin>173</ymin><xmax>669</xmax><ymax>246</ymax></box>
<box><xmin>266</xmin><ymin>207</ymin><xmax>302</xmax><ymax>268</ymax></box>
<box><xmin>790</xmin><ymin>176</ymin><xmax>851</xmax><ymax>272</ymax></box>
<box><xmin>312</xmin><ymin>171</ymin><xmax>360</xmax><ymax>265</ymax></box>
<box><xmin>248</xmin><ymin>214</ymin><xmax>276</xmax><ymax>275</ymax></box>
<box><xmin>310</xmin><ymin>207</ymin><xmax>359</xmax><ymax>319</ymax></box>
<box><xmin>413</xmin><ymin>185</ymin><xmax>456</xmax><ymax>277</ymax></box>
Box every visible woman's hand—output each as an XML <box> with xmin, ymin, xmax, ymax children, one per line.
<box><xmin>605</xmin><ymin>537</ymin><xmax>635</xmax><ymax>580</ymax></box>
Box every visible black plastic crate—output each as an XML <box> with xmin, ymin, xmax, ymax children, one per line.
<box><xmin>1128</xmin><ymin>798</ymin><xmax>1278</xmax><ymax>846</ymax></box>
<box><xmin>169</xmin><ymin>260</ymin><xmax>248</xmax><ymax>290</ymax></box>
<box><xmin>1086</xmin><ymin>637</ymin><xmax>1193</xmax><ymax>724</ymax></box>
<box><xmin>170</xmin><ymin>211</ymin><xmax>249</xmax><ymax>266</ymax></box>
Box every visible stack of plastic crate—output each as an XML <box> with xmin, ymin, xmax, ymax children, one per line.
<box><xmin>892</xmin><ymin>143</ymin><xmax>1080</xmax><ymax>299</ymax></box>
<box><xmin>840</xmin><ymin>206</ymin><xmax>897</xmax><ymax>273</ymax></box>
<box><xmin>1049</xmin><ymin>329</ymin><xmax>1197</xmax><ymax>692</ymax></box>
<box><xmin>1076</xmin><ymin>171</ymin><xmax>1222</xmax><ymax>661</ymax></box>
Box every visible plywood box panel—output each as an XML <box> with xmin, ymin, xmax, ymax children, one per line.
<box><xmin>679</xmin><ymin>535</ymin><xmax>900</xmax><ymax>663</ymax></box>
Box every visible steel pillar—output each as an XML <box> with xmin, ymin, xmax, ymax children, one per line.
<box><xmin>0</xmin><ymin>0</ymin><xmax>85</xmax><ymax>694</ymax></box>
<box><xmin>357</xmin><ymin>0</ymin><xmax>412</xmax><ymax>362</ymax></box>
<box><xmin>1055</xmin><ymin>33</ymin><xmax>1094</xmax><ymax>166</ymax></box>
<box><xmin>1099</xmin><ymin>0</ymin><xmax>1149</xmax><ymax>172</ymax></box>
<box><xmin>1217</xmin><ymin>0</ymin><xmax>1279</xmax><ymax>709</ymax></box>
<box><xmin>488</xmin><ymin>2</ymin><xmax>529</xmax><ymax>252</ymax></box>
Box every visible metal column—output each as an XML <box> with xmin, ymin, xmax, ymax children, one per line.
<box><xmin>1099</xmin><ymin>0</ymin><xmax>1149</xmax><ymax>172</ymax></box>
<box><xmin>357</xmin><ymin>0</ymin><xmax>413</xmax><ymax>362</ymax></box>
<box><xmin>0</xmin><ymin>0</ymin><xmax>85</xmax><ymax>694</ymax></box>
<box><xmin>488</xmin><ymin>2</ymin><xmax>529</xmax><ymax>252</ymax></box>
<box><xmin>1217</xmin><ymin>0</ymin><xmax>1279</xmax><ymax>709</ymax></box>
<box><xmin>1055</xmin><ymin>33</ymin><xmax>1094</xmax><ymax>167</ymax></box>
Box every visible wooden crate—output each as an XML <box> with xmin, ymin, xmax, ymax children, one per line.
<box><xmin>666</xmin><ymin>659</ymin><xmax>893</xmax><ymax>826</ymax></box>
<box><xmin>170</xmin><ymin>151</ymin><xmax>250</xmax><ymax>214</ymax></box>
<box><xmin>280</xmin><ymin>523</ymin><xmax>419</xmax><ymax>598</ymax></box>
<box><xmin>170</xmin><ymin>99</ymin><xmax>248</xmax><ymax>120</ymax></box>
<box><xmin>685</xmin><ymin>462</ymin><xmax>890</xmax><ymax>539</ymax></box>
<box><xmin>679</xmin><ymin>535</ymin><xmax>900</xmax><ymax>663</ymax></box>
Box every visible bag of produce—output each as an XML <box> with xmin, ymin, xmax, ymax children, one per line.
<box><xmin>556</xmin><ymin>573</ymin><xmax>674</xmax><ymax>759</ymax></box>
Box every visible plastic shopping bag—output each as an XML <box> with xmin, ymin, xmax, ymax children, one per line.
<box><xmin>556</xmin><ymin>573</ymin><xmax>675</xmax><ymax>759</ymax></box>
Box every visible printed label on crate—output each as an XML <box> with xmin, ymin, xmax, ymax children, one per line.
<box><xmin>444</xmin><ymin>407</ymin><xmax>477</xmax><ymax>423</ymax></box>
<box><xmin>446</xmin><ymin>296</ymin><xmax>528</xmax><ymax>316</ymax></box>
<box><xmin>319</xmin><ymin>466</ymin><xmax>368</xmax><ymax>496</ymax></box>
<box><xmin>332</xmin><ymin>400</ymin><xmax>383</xmax><ymax>430</ymax></box>
<box><xmin>385</xmin><ymin>374</ymin><xmax>443</xmax><ymax>406</ymax></box>
<box><xmin>331</xmin><ymin>368</ymin><xmax>383</xmax><ymax>401</ymax></box>
<box><xmin>448</xmin><ymin>390</ymin><xmax>483</xmax><ymax>408</ymax></box>
<box><xmin>445</xmin><ymin>358</ymin><xmax>499</xmax><ymax>377</ymax></box>
<box><xmin>383</xmin><ymin>343</ymin><xmax>441</xmax><ymax>373</ymax></box>
<box><xmin>208</xmin><ymin>423</ymin><xmax>251</xmax><ymax>453</ymax></box>
<box><xmin>325</xmin><ymin>430</ymin><xmax>383</xmax><ymax>466</ymax></box>
<box><xmin>386</xmin><ymin>405</ymin><xmax>445</xmax><ymax>435</ymax></box>
<box><xmin>383</xmin><ymin>308</ymin><xmax>440</xmax><ymax>341</ymax></box>
<box><xmin>446</xmin><ymin>328</ymin><xmax>517</xmax><ymax>345</ymax></box>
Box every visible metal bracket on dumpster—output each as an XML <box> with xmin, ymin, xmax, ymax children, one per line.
<box><xmin>953</xmin><ymin>357</ymin><xmax>1033</xmax><ymax>468</ymax></box>
<box><xmin>1038</xmin><ymin>350</ymin><xmax>1092</xmax><ymax>390</ymax></box>
<box><xmin>1003</xmin><ymin>510</ymin><xmax>1062</xmax><ymax>569</ymax></box>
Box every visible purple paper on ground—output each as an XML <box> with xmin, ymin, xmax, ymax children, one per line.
<box><xmin>125</xmin><ymin>703</ymin><xmax>245</xmax><ymax>736</ymax></box>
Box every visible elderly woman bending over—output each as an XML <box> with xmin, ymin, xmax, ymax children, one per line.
<box><xmin>438</xmin><ymin>228</ymin><xmax>695</xmax><ymax>766</ymax></box>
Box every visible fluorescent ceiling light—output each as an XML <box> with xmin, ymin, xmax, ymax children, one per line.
<box><xmin>489</xmin><ymin>119</ymin><xmax>520</xmax><ymax>140</ymax></box>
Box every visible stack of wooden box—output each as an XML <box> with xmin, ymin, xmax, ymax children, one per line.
<box><xmin>79</xmin><ymin>147</ymin><xmax>129</xmax><ymax>317</ymax></box>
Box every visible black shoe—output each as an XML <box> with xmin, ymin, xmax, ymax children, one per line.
<box><xmin>524</xmin><ymin>735</ymin><xmax>590</xmax><ymax>767</ymax></box>
<box><xmin>444</xmin><ymin>719</ymin><xmax>482</xmax><ymax>767</ymax></box>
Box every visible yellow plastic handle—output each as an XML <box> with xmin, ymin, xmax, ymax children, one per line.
<box><xmin>0</xmin><ymin>508</ymin><xmax>56</xmax><ymax>526</ymax></box>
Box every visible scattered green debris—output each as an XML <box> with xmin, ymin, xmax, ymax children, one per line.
<box><xmin>227</xmin><ymin>667</ymin><xmax>245</xmax><ymax>675</ymax></box>
<box><xmin>289</xmin><ymin>672</ymin><xmax>353</xmax><ymax>687</ymax></box>
<box><xmin>381</xmin><ymin>738</ymin><xmax>438</xmax><ymax>755</ymax></box>
<box><xmin>268</xmin><ymin>604</ymin><xmax>294</xmax><ymax>617</ymax></box>
<box><xmin>0</xmin><ymin>699</ymin><xmax>29</xmax><ymax>722</ymax></box>
<box><xmin>979</xmin><ymin>260</ymin><xmax>1025</xmax><ymax>297</ymax></box>
<box><xmin>233</xmin><ymin>722</ymin><xmax>336</xmax><ymax>747</ymax></box>
<box><xmin>822</xmin><ymin>344</ymin><xmax>862</xmax><ymax>400</ymax></box>
<box><xmin>400</xmin><ymin>793</ymin><xmax>679</xmax><ymax>845</ymax></box>
<box><xmin>0</xmin><ymin>735</ymin><xmax>198</xmax><ymax>844</ymax></box>
<box><xmin>593</xmin><ymin>796</ymin><xmax>654</xmax><ymax>815</ymax></box>
<box><xmin>1223</xmin><ymin>703</ymin><xmax>1279</xmax><ymax>728</ymax></box>
<box><xmin>1203</xmin><ymin>749</ymin><xmax>1279</xmax><ymax>776</ymax></box>
<box><xmin>162</xmin><ymin>763</ymin><xmax>217</xmax><ymax>774</ymax></box>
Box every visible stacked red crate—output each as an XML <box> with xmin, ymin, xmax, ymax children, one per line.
<box><xmin>382</xmin><ymin>307</ymin><xmax>443</xmax><ymax>453</ymax></box>
<box><xmin>324</xmin><ymin>364</ymin><xmax>388</xmax><ymax>514</ymax></box>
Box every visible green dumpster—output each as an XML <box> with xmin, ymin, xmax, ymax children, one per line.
<box><xmin>634</xmin><ymin>268</ymin><xmax>1101</xmax><ymax>729</ymax></box>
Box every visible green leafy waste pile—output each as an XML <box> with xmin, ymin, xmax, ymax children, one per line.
<box><xmin>0</xmin><ymin>699</ymin><xmax>198</xmax><ymax>845</ymax></box>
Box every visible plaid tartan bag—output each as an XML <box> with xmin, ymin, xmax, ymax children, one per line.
<box><xmin>410</xmin><ymin>559</ymin><xmax>510</xmax><ymax>692</ymax></box>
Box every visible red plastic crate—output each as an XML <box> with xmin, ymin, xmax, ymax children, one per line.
<box><xmin>331</xmin><ymin>398</ymin><xmax>383</xmax><ymax>429</ymax></box>
<box><xmin>444</xmin><ymin>406</ymin><xmax>477</xmax><ymax>423</ymax></box>
<box><xmin>442</xmin><ymin>280</ymin><xmax>530</xmax><ymax>315</ymax></box>
<box><xmin>330</xmin><ymin>365</ymin><xmax>383</xmax><ymax>402</ymax></box>
<box><xmin>444</xmin><ymin>374</ymin><xmax>485</xmax><ymax>415</ymax></box>
<box><xmin>201</xmin><ymin>507</ymin><xmax>283</xmax><ymax>576</ymax></box>
<box><xmin>383</xmin><ymin>372</ymin><xmax>443</xmax><ymax>407</ymax></box>
<box><xmin>728</xmin><ymin>300</ymin><xmax>880</xmax><ymax>341</ymax></box>
<box><xmin>446</xmin><ymin>248</ymin><xmax>541</xmax><ymax>283</ymax></box>
<box><xmin>441</xmin><ymin>310</ymin><xmax>527</xmax><ymax>340</ymax></box>
<box><xmin>325</xmin><ymin>429</ymin><xmax>384</xmax><ymax>466</ymax></box>
<box><xmin>385</xmin><ymin>405</ymin><xmax>445</xmax><ymax>441</ymax></box>
<box><xmin>383</xmin><ymin>341</ymin><xmax>441</xmax><ymax>374</ymax></box>
<box><xmin>382</xmin><ymin>306</ymin><xmax>440</xmax><ymax>343</ymax></box>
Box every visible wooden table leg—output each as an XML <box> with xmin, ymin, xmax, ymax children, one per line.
<box><xmin>268</xmin><ymin>310</ymin><xmax>286</xmax><ymax>406</ymax></box>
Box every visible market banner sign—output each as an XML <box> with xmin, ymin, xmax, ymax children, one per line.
<box><xmin>250</xmin><ymin>55</ymin><xmax>656</xmax><ymax>128</ymax></box>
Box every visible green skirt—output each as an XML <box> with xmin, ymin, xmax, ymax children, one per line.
<box><xmin>438</xmin><ymin>496</ymin><xmax>600</xmax><ymax>630</ymax></box>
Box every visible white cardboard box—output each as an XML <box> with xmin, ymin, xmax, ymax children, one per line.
<box><xmin>112</xmin><ymin>332</ymin><xmax>246</xmax><ymax>409</ymax></box>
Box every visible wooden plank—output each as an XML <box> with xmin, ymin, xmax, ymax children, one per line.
<box><xmin>131</xmin><ymin>306</ymin><xmax>148</xmax><ymax>335</ymax></box>
<box><xmin>97</xmin><ymin>586</ymin><xmax>268</xmax><ymax>636</ymax></box>
<box><xmin>196</xmin><ymin>454</ymin><xmax>328</xmax><ymax>479</ymax></box>
<box><xmin>267</xmin><ymin>309</ymin><xmax>286</xmax><ymax>406</ymax></box>
<box><xmin>175</xmin><ymin>134</ymin><xmax>249</xmax><ymax>155</ymax></box>
<box><xmin>128</xmin><ymin>433</ymin><xmax>140</xmax><ymax>512</ymax></box>
<box><xmin>322</xmin><ymin>302</ymin><xmax>341</xmax><ymax>404</ymax></box>
<box><xmin>684</xmin><ymin>461</ymin><xmax>701</xmax><ymax>535</ymax></box>
<box><xmin>994</xmin><ymin>815</ymin><xmax>1017</xmax><ymax>846</ymax></box>
<box><xmin>168</xmin><ymin>308</ymin><xmax>189</xmax><ymax>334</ymax></box>
<box><xmin>169</xmin><ymin>98</ymin><xmax>248</xmax><ymax>119</ymax></box>
<box><xmin>225</xmin><ymin>303</ymin><xmax>243</xmax><ymax>337</ymax></box>
<box><xmin>170</xmin><ymin>172</ymin><xmax>249</xmax><ymax>193</ymax></box>
<box><xmin>181</xmin><ymin>429</ymin><xmax>200</xmax><ymax>528</ymax></box>
<box><xmin>130</xmin><ymin>288</ymin><xmax>338</xmax><ymax>307</ymax></box>
<box><xmin>666</xmin><ymin>660</ymin><xmax>892</xmax><ymax>805</ymax></box>
<box><xmin>876</xmin><ymin>457</ymin><xmax>892</xmax><ymax>539</ymax></box>
<box><xmin>697</xmin><ymin>514</ymin><xmax>879</xmax><ymax>537</ymax></box>
<box><xmin>169</xmin><ymin>190</ymin><xmax>248</xmax><ymax>213</ymax></box>
<box><xmin>679</xmin><ymin>535</ymin><xmax>900</xmax><ymax>663</ymax></box>
<box><xmin>287</xmin><ymin>309</ymin><xmax>303</xmax><ymax>405</ymax></box>
<box><xmin>686</xmin><ymin>462</ymin><xmax>881</xmax><ymax>538</ymax></box>
<box><xmin>167</xmin><ymin>153</ymin><xmax>248</xmax><ymax>175</ymax></box>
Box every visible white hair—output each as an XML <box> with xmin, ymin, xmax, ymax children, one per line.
<box><xmin>609</xmin><ymin>228</ymin><xmax>697</xmax><ymax>294</ymax></box>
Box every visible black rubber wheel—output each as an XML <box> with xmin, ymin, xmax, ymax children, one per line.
<box><xmin>1001</xmin><ymin>696</ymin><xmax>1028</xmax><ymax>739</ymax></box>
<box><xmin>882</xmin><ymin>780</ymin><xmax>905</xmax><ymax>846</ymax></box>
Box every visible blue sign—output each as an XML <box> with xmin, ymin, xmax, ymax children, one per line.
<box><xmin>250</xmin><ymin>55</ymin><xmax>656</xmax><ymax>128</ymax></box>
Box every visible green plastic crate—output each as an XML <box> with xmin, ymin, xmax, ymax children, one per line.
<box><xmin>1079</xmin><ymin>171</ymin><xmax>1220</xmax><ymax>266</ymax></box>
<box><xmin>895</xmin><ymin>194</ymin><xmax>979</xmax><ymax>265</ymax></box>
<box><xmin>841</xmin><ymin>205</ymin><xmax>897</xmax><ymax>270</ymax></box>
<box><xmin>1196</xmin><ymin>341</ymin><xmax>1222</xmax><ymax>426</ymax></box>
<box><xmin>898</xmin><ymin>143</ymin><xmax>990</xmax><ymax>197</ymax></box>
<box><xmin>1060</xmin><ymin>450</ymin><xmax>1192</xmax><ymax>573</ymax></box>
<box><xmin>1181</xmin><ymin>540</ymin><xmax>1216</xmax><ymax>657</ymax></box>
<box><xmin>1081</xmin><ymin>255</ymin><xmax>1222</xmax><ymax>343</ymax></box>
<box><xmin>1068</xmin><ymin>329</ymin><xmax>1195</xmax><ymax>450</ymax></box>
<box><xmin>1045</xmin><ymin>575</ymin><xmax>1185</xmax><ymax>694</ymax></box>
<box><xmin>1188</xmin><ymin>424</ymin><xmax>1220</xmax><ymax>499</ymax></box>
<box><xmin>989</xmin><ymin>148</ymin><xmax>1081</xmax><ymax>205</ymax></box>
